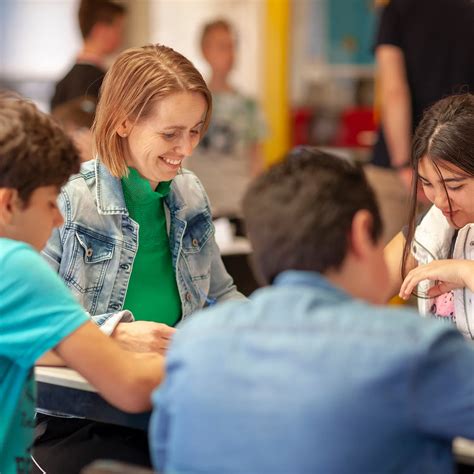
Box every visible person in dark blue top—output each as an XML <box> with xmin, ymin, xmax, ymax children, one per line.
<box><xmin>150</xmin><ymin>147</ymin><xmax>474</xmax><ymax>474</ymax></box>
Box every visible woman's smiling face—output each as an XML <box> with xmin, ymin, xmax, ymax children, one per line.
<box><xmin>418</xmin><ymin>156</ymin><xmax>474</xmax><ymax>228</ymax></box>
<box><xmin>119</xmin><ymin>91</ymin><xmax>207</xmax><ymax>188</ymax></box>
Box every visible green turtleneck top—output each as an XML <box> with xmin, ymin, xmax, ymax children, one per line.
<box><xmin>121</xmin><ymin>168</ymin><xmax>181</xmax><ymax>326</ymax></box>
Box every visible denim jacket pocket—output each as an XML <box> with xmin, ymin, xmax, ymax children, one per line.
<box><xmin>181</xmin><ymin>212</ymin><xmax>213</xmax><ymax>281</ymax></box>
<box><xmin>64</xmin><ymin>230</ymin><xmax>115</xmax><ymax>297</ymax></box>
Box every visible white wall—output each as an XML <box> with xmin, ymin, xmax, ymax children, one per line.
<box><xmin>1</xmin><ymin>0</ymin><xmax>80</xmax><ymax>80</ymax></box>
<box><xmin>150</xmin><ymin>0</ymin><xmax>265</xmax><ymax>100</ymax></box>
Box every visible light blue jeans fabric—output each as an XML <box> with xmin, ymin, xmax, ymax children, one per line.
<box><xmin>150</xmin><ymin>270</ymin><xmax>474</xmax><ymax>474</ymax></box>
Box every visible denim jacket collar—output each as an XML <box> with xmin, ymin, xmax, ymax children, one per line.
<box><xmin>164</xmin><ymin>178</ymin><xmax>187</xmax><ymax>216</ymax></box>
<box><xmin>95</xmin><ymin>159</ymin><xmax>128</xmax><ymax>215</ymax></box>
<box><xmin>95</xmin><ymin>159</ymin><xmax>187</xmax><ymax>216</ymax></box>
<box><xmin>273</xmin><ymin>270</ymin><xmax>351</xmax><ymax>304</ymax></box>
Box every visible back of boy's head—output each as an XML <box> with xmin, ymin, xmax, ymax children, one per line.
<box><xmin>0</xmin><ymin>94</ymin><xmax>81</xmax><ymax>204</ymax></box>
<box><xmin>243</xmin><ymin>148</ymin><xmax>383</xmax><ymax>285</ymax></box>
<box><xmin>78</xmin><ymin>0</ymin><xmax>126</xmax><ymax>40</ymax></box>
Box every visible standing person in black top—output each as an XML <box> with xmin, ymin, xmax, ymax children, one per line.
<box><xmin>50</xmin><ymin>0</ymin><xmax>126</xmax><ymax>112</ymax></box>
<box><xmin>365</xmin><ymin>0</ymin><xmax>474</xmax><ymax>242</ymax></box>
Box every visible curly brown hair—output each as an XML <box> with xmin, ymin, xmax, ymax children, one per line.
<box><xmin>0</xmin><ymin>94</ymin><xmax>81</xmax><ymax>204</ymax></box>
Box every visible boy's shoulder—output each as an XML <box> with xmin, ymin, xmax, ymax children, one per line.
<box><xmin>0</xmin><ymin>239</ymin><xmax>55</xmax><ymax>280</ymax></box>
<box><xmin>0</xmin><ymin>238</ymin><xmax>35</xmax><ymax>266</ymax></box>
<box><xmin>0</xmin><ymin>239</ymin><xmax>51</xmax><ymax>294</ymax></box>
<box><xmin>174</xmin><ymin>287</ymin><xmax>460</xmax><ymax>353</ymax></box>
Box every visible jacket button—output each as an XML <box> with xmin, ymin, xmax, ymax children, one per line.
<box><xmin>192</xmin><ymin>238</ymin><xmax>199</xmax><ymax>247</ymax></box>
<box><xmin>86</xmin><ymin>248</ymin><xmax>93</xmax><ymax>257</ymax></box>
<box><xmin>185</xmin><ymin>292</ymin><xmax>192</xmax><ymax>302</ymax></box>
<box><xmin>120</xmin><ymin>264</ymin><xmax>130</xmax><ymax>270</ymax></box>
<box><xmin>110</xmin><ymin>303</ymin><xmax>120</xmax><ymax>311</ymax></box>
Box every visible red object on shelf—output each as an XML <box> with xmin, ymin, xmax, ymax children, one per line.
<box><xmin>333</xmin><ymin>106</ymin><xmax>376</xmax><ymax>148</ymax></box>
<box><xmin>291</xmin><ymin>107</ymin><xmax>314</xmax><ymax>146</ymax></box>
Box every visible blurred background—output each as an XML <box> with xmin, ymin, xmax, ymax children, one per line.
<box><xmin>0</xmin><ymin>0</ymin><xmax>380</xmax><ymax>167</ymax></box>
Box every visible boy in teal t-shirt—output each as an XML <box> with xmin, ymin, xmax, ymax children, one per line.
<box><xmin>0</xmin><ymin>95</ymin><xmax>165</xmax><ymax>473</ymax></box>
<box><xmin>0</xmin><ymin>240</ymin><xmax>88</xmax><ymax>472</ymax></box>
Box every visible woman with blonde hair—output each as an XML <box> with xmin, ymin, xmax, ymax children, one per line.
<box><xmin>34</xmin><ymin>44</ymin><xmax>243</xmax><ymax>472</ymax></box>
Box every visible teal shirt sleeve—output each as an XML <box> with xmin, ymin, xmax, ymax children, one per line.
<box><xmin>0</xmin><ymin>240</ymin><xmax>89</xmax><ymax>367</ymax></box>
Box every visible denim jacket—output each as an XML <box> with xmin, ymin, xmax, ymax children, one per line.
<box><xmin>42</xmin><ymin>159</ymin><xmax>244</xmax><ymax>333</ymax></box>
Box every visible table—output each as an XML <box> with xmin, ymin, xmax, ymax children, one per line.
<box><xmin>35</xmin><ymin>366</ymin><xmax>150</xmax><ymax>430</ymax></box>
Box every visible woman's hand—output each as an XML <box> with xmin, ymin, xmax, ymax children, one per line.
<box><xmin>399</xmin><ymin>260</ymin><xmax>474</xmax><ymax>300</ymax></box>
<box><xmin>112</xmin><ymin>321</ymin><xmax>176</xmax><ymax>355</ymax></box>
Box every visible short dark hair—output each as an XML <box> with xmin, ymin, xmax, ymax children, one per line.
<box><xmin>0</xmin><ymin>94</ymin><xmax>81</xmax><ymax>204</ymax></box>
<box><xmin>78</xmin><ymin>0</ymin><xmax>126</xmax><ymax>39</ymax></box>
<box><xmin>243</xmin><ymin>148</ymin><xmax>383</xmax><ymax>284</ymax></box>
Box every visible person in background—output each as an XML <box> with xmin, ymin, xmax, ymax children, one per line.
<box><xmin>150</xmin><ymin>148</ymin><xmax>474</xmax><ymax>474</ymax></box>
<box><xmin>50</xmin><ymin>0</ymin><xmax>126</xmax><ymax>111</ymax></box>
<box><xmin>365</xmin><ymin>0</ymin><xmax>474</xmax><ymax>242</ymax></box>
<box><xmin>51</xmin><ymin>95</ymin><xmax>96</xmax><ymax>162</ymax></box>
<box><xmin>185</xmin><ymin>19</ymin><xmax>266</xmax><ymax>219</ymax></box>
<box><xmin>0</xmin><ymin>94</ymin><xmax>164</xmax><ymax>474</ymax></box>
<box><xmin>34</xmin><ymin>43</ymin><xmax>244</xmax><ymax>472</ymax></box>
<box><xmin>384</xmin><ymin>94</ymin><xmax>474</xmax><ymax>338</ymax></box>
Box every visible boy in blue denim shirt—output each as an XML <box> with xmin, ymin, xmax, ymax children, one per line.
<box><xmin>0</xmin><ymin>95</ymin><xmax>164</xmax><ymax>474</ymax></box>
<box><xmin>150</xmin><ymin>147</ymin><xmax>474</xmax><ymax>474</ymax></box>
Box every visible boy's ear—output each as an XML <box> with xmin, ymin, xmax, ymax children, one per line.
<box><xmin>349</xmin><ymin>209</ymin><xmax>375</xmax><ymax>260</ymax></box>
<box><xmin>0</xmin><ymin>188</ymin><xmax>20</xmax><ymax>225</ymax></box>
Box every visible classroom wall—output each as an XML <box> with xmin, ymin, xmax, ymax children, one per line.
<box><xmin>0</xmin><ymin>0</ymin><xmax>80</xmax><ymax>80</ymax></box>
<box><xmin>0</xmin><ymin>0</ymin><xmax>80</xmax><ymax>110</ymax></box>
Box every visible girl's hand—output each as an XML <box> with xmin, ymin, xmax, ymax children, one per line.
<box><xmin>399</xmin><ymin>260</ymin><xmax>474</xmax><ymax>300</ymax></box>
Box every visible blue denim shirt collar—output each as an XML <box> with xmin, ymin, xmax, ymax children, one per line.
<box><xmin>273</xmin><ymin>270</ymin><xmax>351</xmax><ymax>304</ymax></box>
<box><xmin>95</xmin><ymin>159</ymin><xmax>187</xmax><ymax>216</ymax></box>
